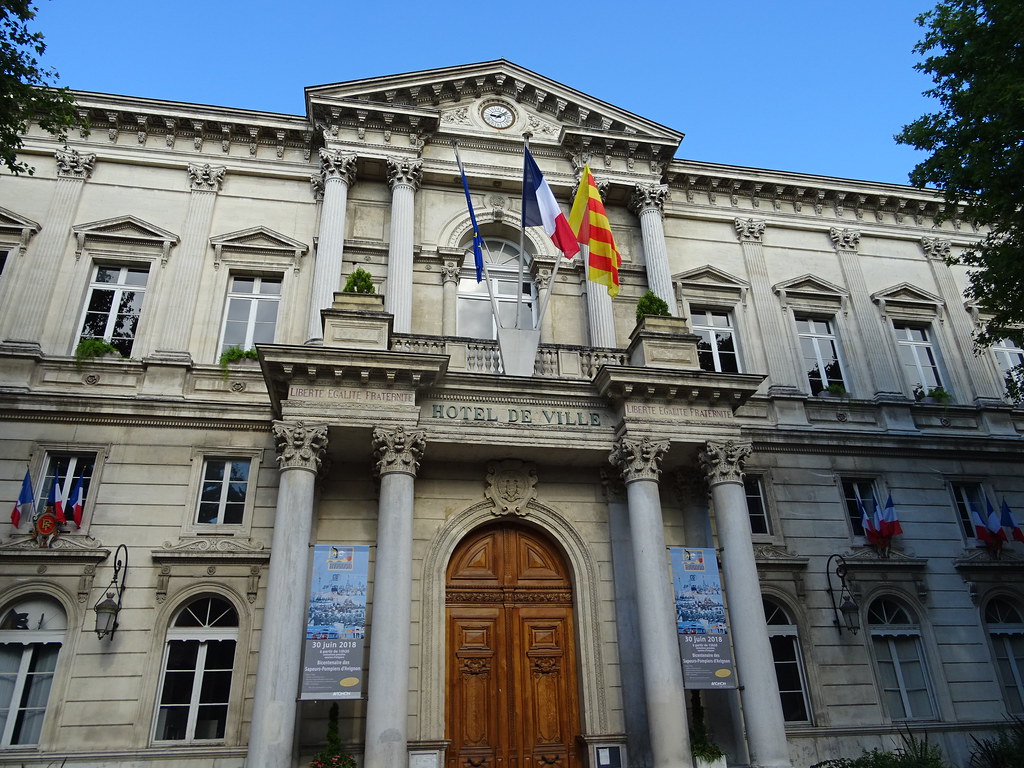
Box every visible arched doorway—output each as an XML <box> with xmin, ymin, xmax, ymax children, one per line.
<box><xmin>445</xmin><ymin>523</ymin><xmax>581</xmax><ymax>768</ymax></box>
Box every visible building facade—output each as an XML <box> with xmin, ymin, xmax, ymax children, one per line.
<box><xmin>0</xmin><ymin>61</ymin><xmax>1022</xmax><ymax>768</ymax></box>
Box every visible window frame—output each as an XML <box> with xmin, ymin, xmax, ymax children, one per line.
<box><xmin>31</xmin><ymin>444</ymin><xmax>108</xmax><ymax>532</ymax></box>
<box><xmin>839</xmin><ymin>477</ymin><xmax>881</xmax><ymax>539</ymax></box>
<box><xmin>795</xmin><ymin>314</ymin><xmax>848</xmax><ymax>396</ymax></box>
<box><xmin>217</xmin><ymin>273</ymin><xmax>283</xmax><ymax>355</ymax></box>
<box><xmin>744</xmin><ymin>473</ymin><xmax>773</xmax><ymax>537</ymax></box>
<box><xmin>984</xmin><ymin>595</ymin><xmax>1024</xmax><ymax>714</ymax></box>
<box><xmin>948</xmin><ymin>479</ymin><xmax>988</xmax><ymax>541</ymax></box>
<box><xmin>457</xmin><ymin>238</ymin><xmax>537</xmax><ymax>341</ymax></box>
<box><xmin>762</xmin><ymin>597</ymin><xmax>813</xmax><ymax>725</ymax></box>
<box><xmin>689</xmin><ymin>307</ymin><xmax>742</xmax><ymax>373</ymax></box>
<box><xmin>182</xmin><ymin>448</ymin><xmax>263</xmax><ymax>537</ymax></box>
<box><xmin>76</xmin><ymin>262</ymin><xmax>151</xmax><ymax>358</ymax></box>
<box><xmin>891</xmin><ymin>322</ymin><xmax>947</xmax><ymax>397</ymax></box>
<box><xmin>866</xmin><ymin>596</ymin><xmax>939</xmax><ymax>722</ymax></box>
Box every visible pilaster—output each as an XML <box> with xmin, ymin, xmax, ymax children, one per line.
<box><xmin>385</xmin><ymin>157</ymin><xmax>423</xmax><ymax>334</ymax></box>
<box><xmin>308</xmin><ymin>149</ymin><xmax>357</xmax><ymax>343</ymax></box>
<box><xmin>441</xmin><ymin>259</ymin><xmax>460</xmax><ymax>336</ymax></box>
<box><xmin>630</xmin><ymin>184</ymin><xmax>676</xmax><ymax>316</ymax></box>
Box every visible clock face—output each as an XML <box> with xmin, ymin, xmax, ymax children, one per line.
<box><xmin>482</xmin><ymin>104</ymin><xmax>515</xmax><ymax>129</ymax></box>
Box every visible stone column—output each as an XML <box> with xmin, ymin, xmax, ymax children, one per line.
<box><xmin>364</xmin><ymin>426</ymin><xmax>425</xmax><ymax>768</ymax></box>
<box><xmin>734</xmin><ymin>219</ymin><xmax>801</xmax><ymax>394</ymax></box>
<box><xmin>249</xmin><ymin>422</ymin><xmax>329</xmax><ymax>768</ymax></box>
<box><xmin>441</xmin><ymin>259</ymin><xmax>460</xmax><ymax>336</ymax></box>
<box><xmin>920</xmin><ymin>237</ymin><xmax>1004</xmax><ymax>403</ymax></box>
<box><xmin>2</xmin><ymin>149</ymin><xmax>95</xmax><ymax>350</ymax></box>
<box><xmin>609</xmin><ymin>436</ymin><xmax>691</xmax><ymax>768</ymax></box>
<box><xmin>307</xmin><ymin>149</ymin><xmax>356</xmax><ymax>344</ymax></box>
<box><xmin>699</xmin><ymin>441</ymin><xmax>789</xmax><ymax>768</ymax></box>
<box><xmin>534</xmin><ymin>265</ymin><xmax>554</xmax><ymax>344</ymax></box>
<box><xmin>385</xmin><ymin>157</ymin><xmax>423</xmax><ymax>334</ymax></box>
<box><xmin>829</xmin><ymin>228</ymin><xmax>904</xmax><ymax>400</ymax></box>
<box><xmin>585</xmin><ymin>253</ymin><xmax>617</xmax><ymax>348</ymax></box>
<box><xmin>153</xmin><ymin>163</ymin><xmax>225</xmax><ymax>361</ymax></box>
<box><xmin>630</xmin><ymin>183</ymin><xmax>676</xmax><ymax>316</ymax></box>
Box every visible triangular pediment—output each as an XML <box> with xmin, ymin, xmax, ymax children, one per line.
<box><xmin>675</xmin><ymin>265</ymin><xmax>749</xmax><ymax>289</ymax></box>
<box><xmin>72</xmin><ymin>215</ymin><xmax>179</xmax><ymax>245</ymax></box>
<box><xmin>774</xmin><ymin>274</ymin><xmax>848</xmax><ymax>299</ymax></box>
<box><xmin>211</xmin><ymin>226</ymin><xmax>307</xmax><ymax>254</ymax></box>
<box><xmin>675</xmin><ymin>265</ymin><xmax>748</xmax><ymax>306</ymax></box>
<box><xmin>872</xmin><ymin>283</ymin><xmax>944</xmax><ymax>312</ymax></box>
<box><xmin>306</xmin><ymin>60</ymin><xmax>682</xmax><ymax>161</ymax></box>
<box><xmin>0</xmin><ymin>207</ymin><xmax>40</xmax><ymax>236</ymax></box>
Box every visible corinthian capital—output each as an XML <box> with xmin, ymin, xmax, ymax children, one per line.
<box><xmin>828</xmin><ymin>227</ymin><xmax>861</xmax><ymax>251</ymax></box>
<box><xmin>920</xmin><ymin>237</ymin><xmax>952</xmax><ymax>261</ymax></box>
<box><xmin>319</xmin><ymin>148</ymin><xmax>357</xmax><ymax>184</ymax></box>
<box><xmin>274</xmin><ymin>421</ymin><xmax>329</xmax><ymax>472</ymax></box>
<box><xmin>55</xmin><ymin>148</ymin><xmax>96</xmax><ymax>179</ymax></box>
<box><xmin>373</xmin><ymin>426</ymin><xmax>426</xmax><ymax>477</ymax></box>
<box><xmin>629</xmin><ymin>183</ymin><xmax>668</xmax><ymax>215</ymax></box>
<box><xmin>609</xmin><ymin>436</ymin><xmax>670</xmax><ymax>483</ymax></box>
<box><xmin>698</xmin><ymin>440</ymin><xmax>751</xmax><ymax>486</ymax></box>
<box><xmin>386</xmin><ymin>156</ymin><xmax>423</xmax><ymax>191</ymax></box>
<box><xmin>734</xmin><ymin>218</ymin><xmax>766</xmax><ymax>242</ymax></box>
<box><xmin>188</xmin><ymin>163</ymin><xmax>226</xmax><ymax>192</ymax></box>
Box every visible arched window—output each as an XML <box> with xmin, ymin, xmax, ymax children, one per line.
<box><xmin>867</xmin><ymin>597</ymin><xmax>936</xmax><ymax>720</ymax></box>
<box><xmin>984</xmin><ymin>596</ymin><xmax>1024</xmax><ymax>713</ymax></box>
<box><xmin>0</xmin><ymin>595</ymin><xmax>67</xmax><ymax>746</ymax></box>
<box><xmin>763</xmin><ymin>598</ymin><xmax>811</xmax><ymax>723</ymax></box>
<box><xmin>457</xmin><ymin>238</ymin><xmax>536</xmax><ymax>340</ymax></box>
<box><xmin>154</xmin><ymin>596</ymin><xmax>238</xmax><ymax>742</ymax></box>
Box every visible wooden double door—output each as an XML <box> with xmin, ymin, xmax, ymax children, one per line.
<box><xmin>445</xmin><ymin>524</ymin><xmax>581</xmax><ymax>768</ymax></box>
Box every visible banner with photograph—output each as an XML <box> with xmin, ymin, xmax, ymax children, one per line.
<box><xmin>670</xmin><ymin>547</ymin><xmax>736</xmax><ymax>689</ymax></box>
<box><xmin>300</xmin><ymin>545</ymin><xmax>369</xmax><ymax>700</ymax></box>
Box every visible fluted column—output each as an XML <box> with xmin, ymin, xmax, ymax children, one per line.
<box><xmin>385</xmin><ymin>157</ymin><xmax>422</xmax><ymax>334</ymax></box>
<box><xmin>920</xmin><ymin>237</ymin><xmax>1003</xmax><ymax>402</ymax></box>
<box><xmin>734</xmin><ymin>219</ymin><xmax>800</xmax><ymax>393</ymax></box>
<box><xmin>307</xmin><ymin>149</ymin><xmax>356</xmax><ymax>343</ymax></box>
<box><xmin>829</xmin><ymin>228</ymin><xmax>904</xmax><ymax>400</ymax></box>
<box><xmin>441</xmin><ymin>260</ymin><xmax>459</xmax><ymax>336</ymax></box>
<box><xmin>2</xmin><ymin>149</ymin><xmax>95</xmax><ymax>350</ymax></box>
<box><xmin>534</xmin><ymin>265</ymin><xmax>554</xmax><ymax>344</ymax></box>
<box><xmin>609</xmin><ymin>437</ymin><xmax>691</xmax><ymax>768</ymax></box>
<box><xmin>249</xmin><ymin>422</ymin><xmax>329</xmax><ymax>768</ymax></box>
<box><xmin>699</xmin><ymin>441</ymin><xmax>789</xmax><ymax>768</ymax></box>
<box><xmin>154</xmin><ymin>163</ymin><xmax>225</xmax><ymax>360</ymax></box>
<box><xmin>630</xmin><ymin>184</ymin><xmax>676</xmax><ymax>316</ymax></box>
<box><xmin>364</xmin><ymin>426</ymin><xmax>425</xmax><ymax>768</ymax></box>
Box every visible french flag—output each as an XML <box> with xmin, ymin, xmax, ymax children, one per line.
<box><xmin>48</xmin><ymin>477</ymin><xmax>65</xmax><ymax>524</ymax></box>
<box><xmin>67</xmin><ymin>472</ymin><xmax>85</xmax><ymax>528</ymax></box>
<box><xmin>970</xmin><ymin>501</ymin><xmax>1002</xmax><ymax>549</ymax></box>
<box><xmin>879</xmin><ymin>494</ymin><xmax>903</xmax><ymax>538</ymax></box>
<box><xmin>1001</xmin><ymin>499</ymin><xmax>1024</xmax><ymax>543</ymax></box>
<box><xmin>858</xmin><ymin>497</ymin><xmax>884</xmax><ymax>547</ymax></box>
<box><xmin>10</xmin><ymin>471</ymin><xmax>33</xmax><ymax>529</ymax></box>
<box><xmin>522</xmin><ymin>147</ymin><xmax>580</xmax><ymax>259</ymax></box>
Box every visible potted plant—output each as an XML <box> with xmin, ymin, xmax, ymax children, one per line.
<box><xmin>915</xmin><ymin>384</ymin><xmax>951</xmax><ymax>404</ymax></box>
<box><xmin>218</xmin><ymin>346</ymin><xmax>259</xmax><ymax>378</ymax></box>
<box><xmin>74</xmin><ymin>338</ymin><xmax>121</xmax><ymax>367</ymax></box>
<box><xmin>635</xmin><ymin>290</ymin><xmax>670</xmax><ymax>323</ymax></box>
<box><xmin>343</xmin><ymin>267</ymin><xmax>375</xmax><ymax>294</ymax></box>
<box><xmin>309</xmin><ymin>702</ymin><xmax>356</xmax><ymax>768</ymax></box>
<box><xmin>818</xmin><ymin>382</ymin><xmax>848</xmax><ymax>399</ymax></box>
<box><xmin>689</xmin><ymin>691</ymin><xmax>726</xmax><ymax>768</ymax></box>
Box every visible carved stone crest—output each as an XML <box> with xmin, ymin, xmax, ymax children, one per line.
<box><xmin>273</xmin><ymin>421</ymin><xmax>329</xmax><ymax>472</ymax></box>
<box><xmin>485</xmin><ymin>460</ymin><xmax>538</xmax><ymax>516</ymax></box>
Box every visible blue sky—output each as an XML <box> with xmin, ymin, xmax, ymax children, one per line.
<box><xmin>35</xmin><ymin>0</ymin><xmax>937</xmax><ymax>186</ymax></box>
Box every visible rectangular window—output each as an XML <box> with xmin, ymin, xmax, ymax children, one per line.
<box><xmin>0</xmin><ymin>642</ymin><xmax>60</xmax><ymax>746</ymax></box>
<box><xmin>745</xmin><ymin>475</ymin><xmax>771</xmax><ymax>536</ymax></box>
<box><xmin>841</xmin><ymin>478</ymin><xmax>879</xmax><ymax>537</ymax></box>
<box><xmin>872</xmin><ymin>634</ymin><xmax>935</xmax><ymax>720</ymax></box>
<box><xmin>893</xmin><ymin>323</ymin><xmax>943</xmax><ymax>395</ymax></box>
<box><xmin>690</xmin><ymin>309</ymin><xmax>740</xmax><ymax>373</ymax></box>
<box><xmin>993</xmin><ymin>338</ymin><xmax>1024</xmax><ymax>378</ymax></box>
<box><xmin>219</xmin><ymin>275</ymin><xmax>281</xmax><ymax>354</ymax></box>
<box><xmin>78</xmin><ymin>265</ymin><xmax>149</xmax><ymax>357</ymax></box>
<box><xmin>796</xmin><ymin>316</ymin><xmax>846</xmax><ymax>395</ymax></box>
<box><xmin>950</xmin><ymin>481</ymin><xmax>986</xmax><ymax>539</ymax></box>
<box><xmin>35</xmin><ymin>453</ymin><xmax>96</xmax><ymax>526</ymax></box>
<box><xmin>195</xmin><ymin>459</ymin><xmax>251</xmax><ymax>527</ymax></box>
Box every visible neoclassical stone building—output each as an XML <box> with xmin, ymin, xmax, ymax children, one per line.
<box><xmin>0</xmin><ymin>61</ymin><xmax>1022</xmax><ymax>768</ymax></box>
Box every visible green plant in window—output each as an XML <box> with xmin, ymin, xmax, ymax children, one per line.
<box><xmin>689</xmin><ymin>691</ymin><xmax>724</xmax><ymax>763</ymax></box>
<box><xmin>342</xmin><ymin>267</ymin><xmax>375</xmax><ymax>294</ymax></box>
<box><xmin>309</xmin><ymin>702</ymin><xmax>356</xmax><ymax>768</ymax></box>
<box><xmin>74</xmin><ymin>338</ymin><xmax>121</xmax><ymax>366</ymax></box>
<box><xmin>825</xmin><ymin>382</ymin><xmax>848</xmax><ymax>397</ymax></box>
<box><xmin>926</xmin><ymin>386</ymin><xmax>952</xmax><ymax>403</ymax></box>
<box><xmin>218</xmin><ymin>346</ymin><xmax>259</xmax><ymax>377</ymax></box>
<box><xmin>636</xmin><ymin>290</ymin><xmax>670</xmax><ymax>323</ymax></box>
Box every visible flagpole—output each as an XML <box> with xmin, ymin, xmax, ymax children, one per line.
<box><xmin>516</xmin><ymin>132</ymin><xmax>533</xmax><ymax>330</ymax></box>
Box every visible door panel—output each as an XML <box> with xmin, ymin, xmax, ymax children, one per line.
<box><xmin>446</xmin><ymin>525</ymin><xmax>579</xmax><ymax>768</ymax></box>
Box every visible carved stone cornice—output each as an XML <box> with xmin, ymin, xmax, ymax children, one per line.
<box><xmin>629</xmin><ymin>183</ymin><xmax>668</xmax><ymax>216</ymax></box>
<box><xmin>920</xmin><ymin>237</ymin><xmax>952</xmax><ymax>261</ymax></box>
<box><xmin>373</xmin><ymin>426</ymin><xmax>425</xmax><ymax>477</ymax></box>
<box><xmin>55</xmin><ymin>148</ymin><xmax>96</xmax><ymax>179</ymax></box>
<box><xmin>273</xmin><ymin>421</ymin><xmax>328</xmax><ymax>472</ymax></box>
<box><xmin>319</xmin><ymin>148</ymin><xmax>357</xmax><ymax>184</ymax></box>
<box><xmin>386</xmin><ymin>156</ymin><xmax>423</xmax><ymax>191</ymax></box>
<box><xmin>733</xmin><ymin>218</ymin><xmax>766</xmax><ymax>242</ymax></box>
<box><xmin>187</xmin><ymin>163</ymin><xmax>226</xmax><ymax>192</ymax></box>
<box><xmin>609</xmin><ymin>436</ymin><xmax>669</xmax><ymax>483</ymax></box>
<box><xmin>828</xmin><ymin>227</ymin><xmax>861</xmax><ymax>251</ymax></box>
<box><xmin>698</xmin><ymin>440</ymin><xmax>751</xmax><ymax>486</ymax></box>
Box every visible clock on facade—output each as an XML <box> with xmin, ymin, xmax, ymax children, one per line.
<box><xmin>482</xmin><ymin>103</ymin><xmax>515</xmax><ymax>129</ymax></box>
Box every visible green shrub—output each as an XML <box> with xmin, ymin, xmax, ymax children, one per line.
<box><xmin>969</xmin><ymin>717</ymin><xmax>1024</xmax><ymax>768</ymax></box>
<box><xmin>841</xmin><ymin>730</ymin><xmax>948</xmax><ymax>768</ymax></box>
<box><xmin>309</xmin><ymin>702</ymin><xmax>356</xmax><ymax>768</ymax></box>
<box><xmin>636</xmin><ymin>290</ymin><xmax>670</xmax><ymax>323</ymax></box>
<box><xmin>689</xmin><ymin>691</ymin><xmax>724</xmax><ymax>762</ymax></box>
<box><xmin>218</xmin><ymin>346</ymin><xmax>259</xmax><ymax>376</ymax></box>
<box><xmin>74</xmin><ymin>338</ymin><xmax>120</xmax><ymax>365</ymax></box>
<box><xmin>342</xmin><ymin>267</ymin><xmax>375</xmax><ymax>294</ymax></box>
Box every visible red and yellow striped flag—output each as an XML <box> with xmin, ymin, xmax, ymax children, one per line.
<box><xmin>569</xmin><ymin>165</ymin><xmax>621</xmax><ymax>298</ymax></box>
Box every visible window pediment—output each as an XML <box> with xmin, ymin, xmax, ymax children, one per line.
<box><xmin>0</xmin><ymin>207</ymin><xmax>41</xmax><ymax>257</ymax></box>
<box><xmin>210</xmin><ymin>226</ymin><xmax>308</xmax><ymax>272</ymax></box>
<box><xmin>871</xmin><ymin>283</ymin><xmax>944</xmax><ymax>320</ymax></box>
<box><xmin>773</xmin><ymin>274</ymin><xmax>848</xmax><ymax>314</ymax></box>
<box><xmin>675</xmin><ymin>265</ymin><xmax>749</xmax><ymax>307</ymax></box>
<box><xmin>72</xmin><ymin>215</ymin><xmax>179</xmax><ymax>264</ymax></box>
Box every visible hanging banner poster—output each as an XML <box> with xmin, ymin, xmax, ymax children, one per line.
<box><xmin>300</xmin><ymin>545</ymin><xmax>369</xmax><ymax>700</ymax></box>
<box><xmin>670</xmin><ymin>547</ymin><xmax>737</xmax><ymax>689</ymax></box>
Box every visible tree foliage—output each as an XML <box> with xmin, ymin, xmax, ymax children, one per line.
<box><xmin>0</xmin><ymin>1</ymin><xmax>80</xmax><ymax>175</ymax></box>
<box><xmin>896</xmin><ymin>0</ymin><xmax>1024</xmax><ymax>395</ymax></box>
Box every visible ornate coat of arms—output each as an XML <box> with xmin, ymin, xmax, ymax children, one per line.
<box><xmin>485</xmin><ymin>460</ymin><xmax>538</xmax><ymax>516</ymax></box>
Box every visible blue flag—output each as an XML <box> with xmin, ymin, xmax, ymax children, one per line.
<box><xmin>453</xmin><ymin>144</ymin><xmax>484</xmax><ymax>282</ymax></box>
